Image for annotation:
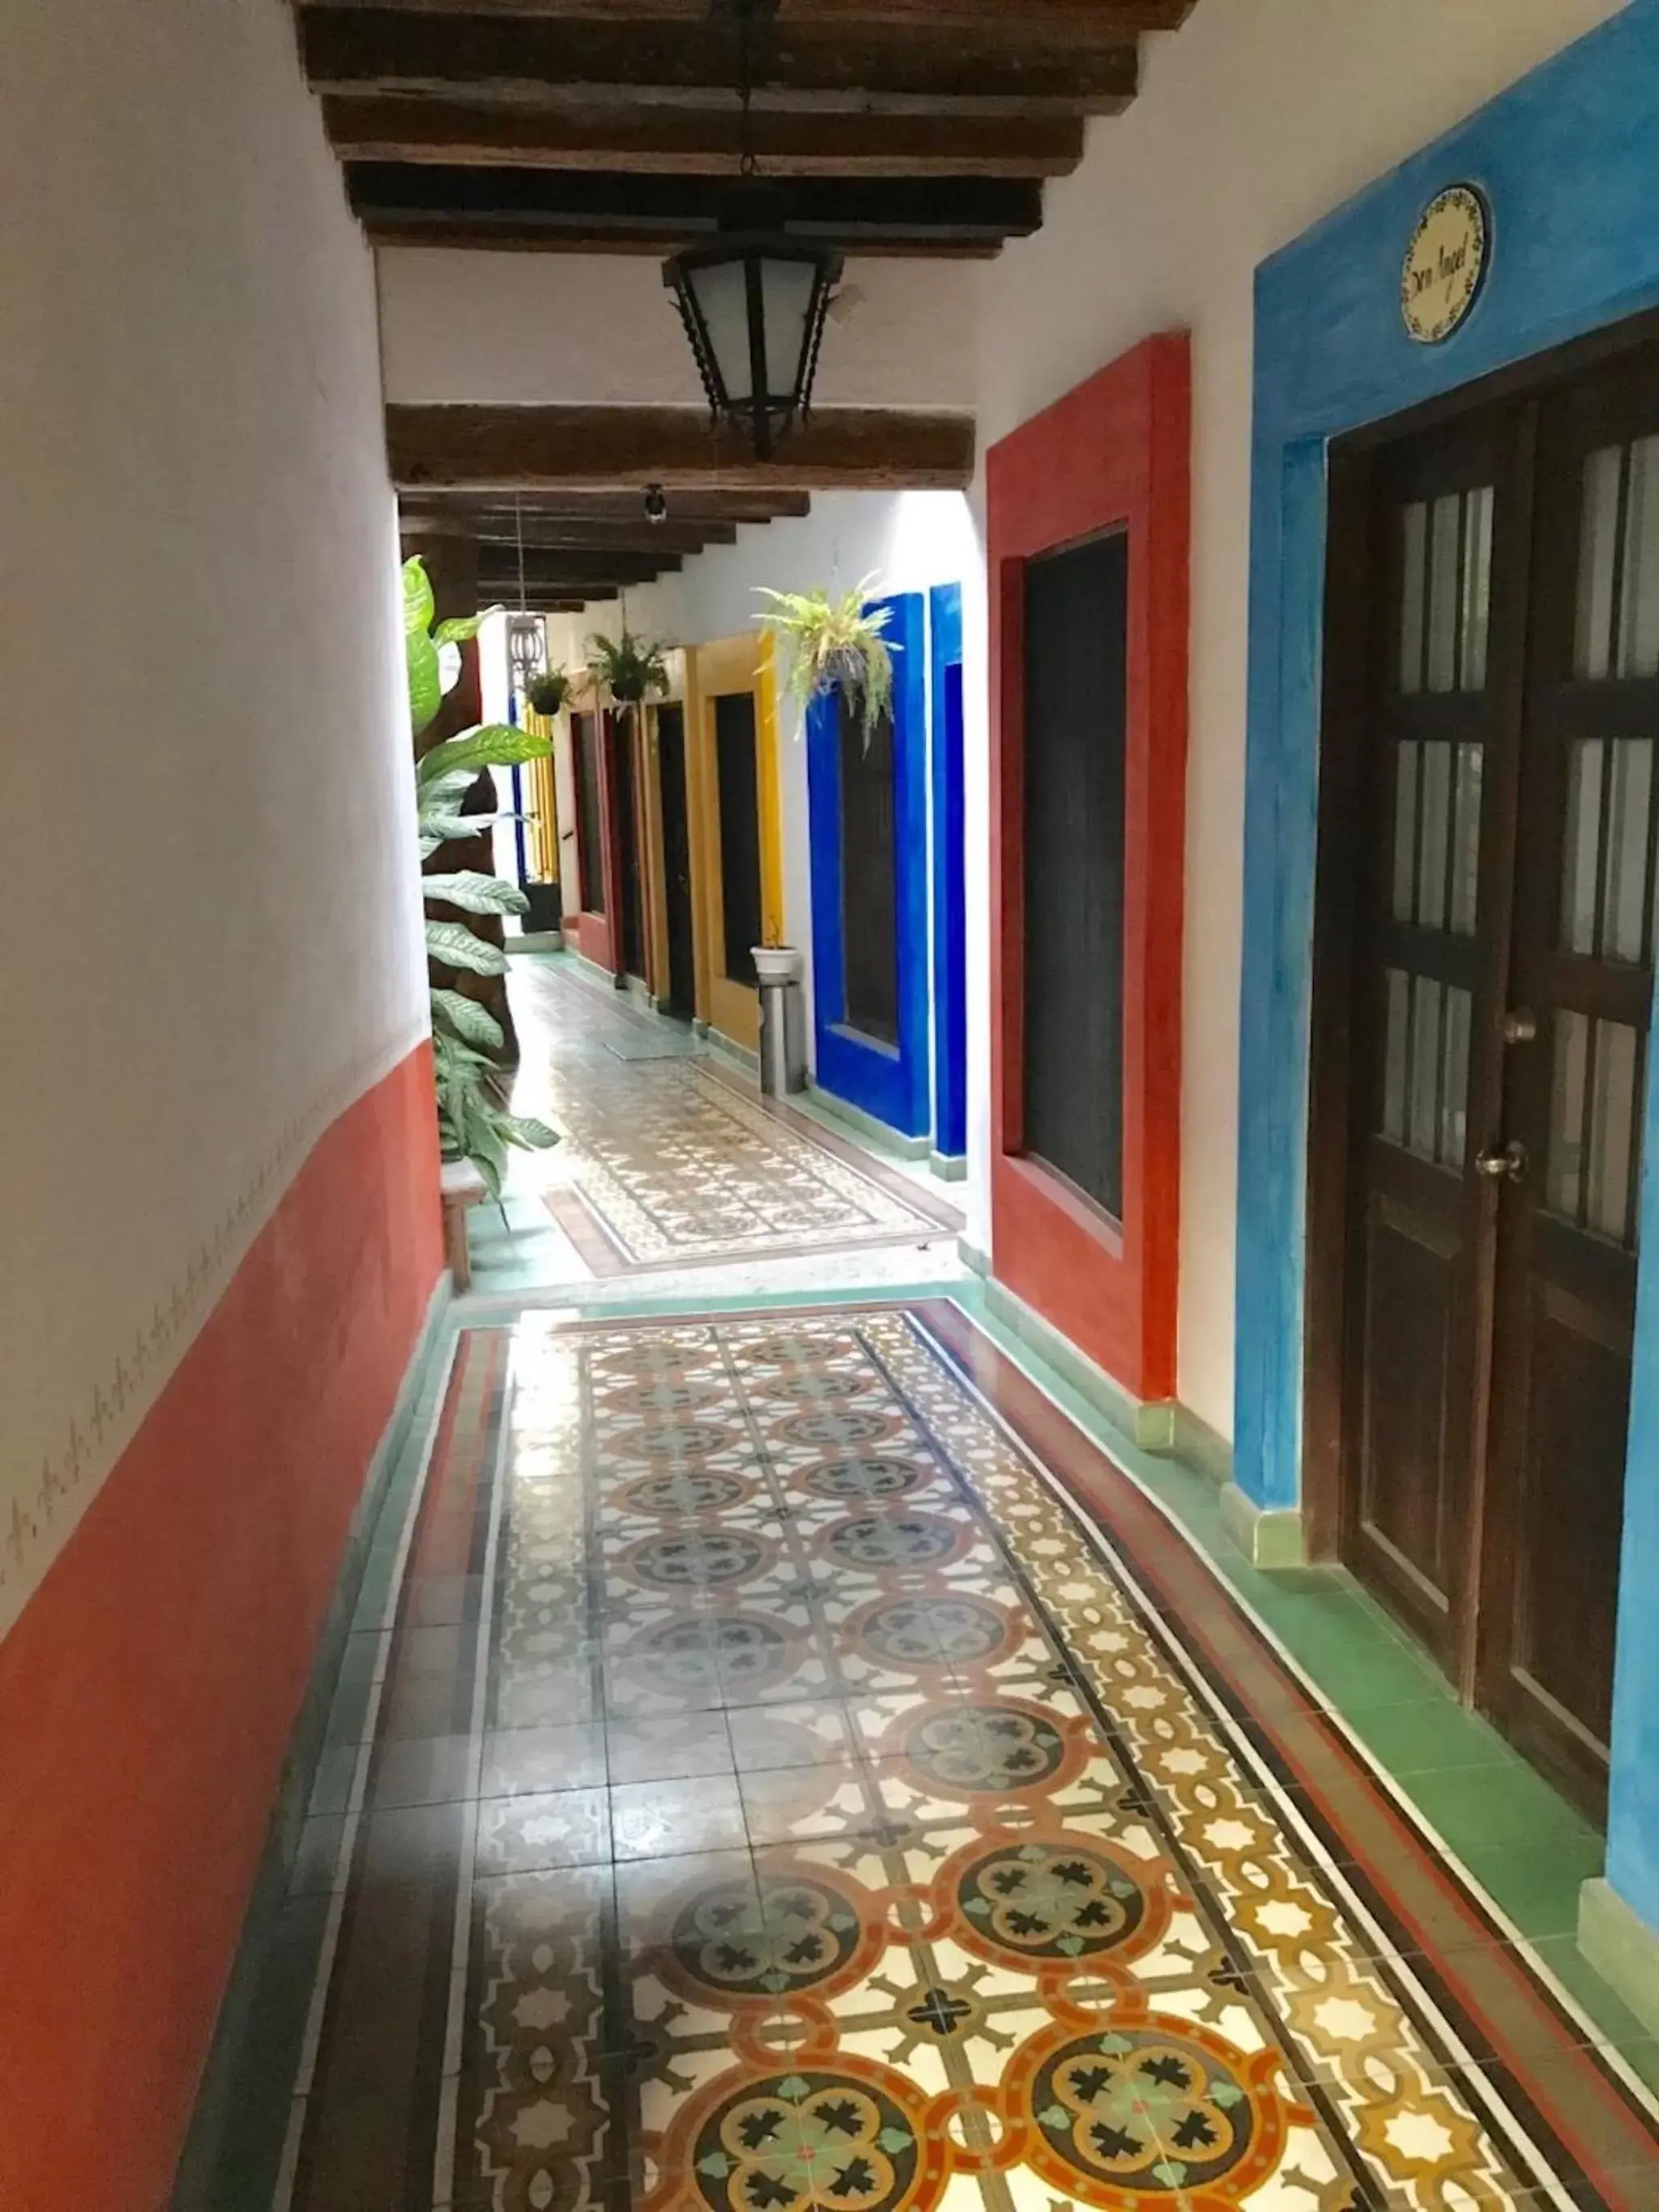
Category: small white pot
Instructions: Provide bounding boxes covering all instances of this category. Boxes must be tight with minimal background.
[751,944,804,985]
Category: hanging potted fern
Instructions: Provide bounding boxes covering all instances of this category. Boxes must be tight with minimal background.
[586,628,671,709]
[757,576,895,746]
[524,667,572,718]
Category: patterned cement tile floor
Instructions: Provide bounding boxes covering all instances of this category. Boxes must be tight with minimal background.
[484,960,962,1296]
[202,1304,1659,2212]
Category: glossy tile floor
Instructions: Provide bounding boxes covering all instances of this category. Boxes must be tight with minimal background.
[219,1308,1658,2212]
[475,958,965,1303]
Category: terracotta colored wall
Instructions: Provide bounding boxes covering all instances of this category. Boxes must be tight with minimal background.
[0,1047,443,2212]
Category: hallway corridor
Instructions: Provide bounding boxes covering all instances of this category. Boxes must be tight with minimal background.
[191,1300,1659,2212]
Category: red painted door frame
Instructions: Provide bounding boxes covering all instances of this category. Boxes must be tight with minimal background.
[574,708,624,975]
[987,330,1190,1404]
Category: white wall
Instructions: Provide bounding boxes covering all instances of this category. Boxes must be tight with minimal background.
[557,492,979,1080]
[971,0,1630,1443]
[377,249,977,411]
[0,0,427,1635]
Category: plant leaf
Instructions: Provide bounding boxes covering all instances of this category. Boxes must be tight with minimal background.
[434,609,501,646]
[430,990,505,1051]
[418,722,554,787]
[496,1113,559,1151]
[403,557,435,638]
[424,870,530,916]
[424,919,507,975]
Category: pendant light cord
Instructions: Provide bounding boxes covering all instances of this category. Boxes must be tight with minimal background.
[737,0,757,177]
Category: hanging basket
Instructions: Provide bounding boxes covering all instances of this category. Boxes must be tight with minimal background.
[757,578,895,744]
[525,668,571,717]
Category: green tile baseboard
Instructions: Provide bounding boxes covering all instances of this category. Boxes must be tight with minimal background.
[170,1270,454,2211]
[929,1150,968,1183]
[1580,1876,1659,2038]
[804,1080,932,1161]
[1220,1477,1307,1569]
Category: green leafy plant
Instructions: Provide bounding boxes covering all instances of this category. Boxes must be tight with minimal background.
[525,667,572,717]
[757,575,895,744]
[586,628,671,707]
[406,556,558,1199]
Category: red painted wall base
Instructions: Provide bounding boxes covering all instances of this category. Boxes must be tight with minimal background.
[0,1043,444,2212]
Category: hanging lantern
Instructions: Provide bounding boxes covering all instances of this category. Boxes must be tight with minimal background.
[506,612,545,698]
[664,184,842,460]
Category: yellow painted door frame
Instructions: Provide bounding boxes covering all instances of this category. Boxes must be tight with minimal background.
[689,630,783,1054]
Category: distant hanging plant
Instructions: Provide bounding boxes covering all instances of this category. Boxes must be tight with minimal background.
[524,667,572,717]
[757,575,895,745]
[586,629,671,707]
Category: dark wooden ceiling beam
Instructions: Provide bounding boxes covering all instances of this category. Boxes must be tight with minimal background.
[478,550,680,586]
[309,0,1189,29]
[301,11,1140,114]
[399,488,810,523]
[473,517,737,553]
[388,403,975,491]
[323,97,1085,177]
[348,164,1042,248]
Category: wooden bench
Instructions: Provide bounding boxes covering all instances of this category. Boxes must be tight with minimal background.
[440,1159,489,1291]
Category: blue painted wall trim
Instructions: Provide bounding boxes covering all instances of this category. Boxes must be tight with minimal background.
[806,590,931,1138]
[1234,0,1659,1924]
[930,583,967,1161]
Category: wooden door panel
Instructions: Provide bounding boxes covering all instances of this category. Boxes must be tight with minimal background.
[1505,1284,1629,1767]
[1354,1185,1461,1654]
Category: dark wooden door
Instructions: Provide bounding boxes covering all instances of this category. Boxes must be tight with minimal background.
[656,702,696,1018]
[1480,356,1659,1806]
[1334,345,1656,1815]
[609,709,646,981]
[714,690,762,989]
[838,693,900,1046]
[574,712,605,918]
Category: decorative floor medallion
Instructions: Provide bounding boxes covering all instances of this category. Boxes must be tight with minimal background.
[270,1307,1659,2212]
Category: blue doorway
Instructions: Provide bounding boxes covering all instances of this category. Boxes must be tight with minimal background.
[806,590,928,1138]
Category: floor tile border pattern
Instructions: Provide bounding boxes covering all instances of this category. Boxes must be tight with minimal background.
[275,1327,511,2212]
[543,1060,956,1272]
[898,1303,1659,2198]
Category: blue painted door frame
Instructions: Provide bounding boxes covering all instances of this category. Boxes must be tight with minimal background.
[807,590,930,1138]
[1232,2,1659,1924]
[930,584,967,1164]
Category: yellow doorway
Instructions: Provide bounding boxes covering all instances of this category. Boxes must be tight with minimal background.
[689,631,783,1053]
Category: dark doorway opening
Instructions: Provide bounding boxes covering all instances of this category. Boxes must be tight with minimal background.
[714,690,762,987]
[610,710,646,981]
[574,711,605,916]
[1021,528,1129,1219]
[838,693,900,1046]
[656,702,696,1018]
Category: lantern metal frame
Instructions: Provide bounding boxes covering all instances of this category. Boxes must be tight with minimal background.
[664,200,842,459]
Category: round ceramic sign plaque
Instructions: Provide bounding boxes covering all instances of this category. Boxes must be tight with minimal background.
[1401,185,1489,344]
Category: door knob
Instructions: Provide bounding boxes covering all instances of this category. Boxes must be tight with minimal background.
[1473,1140,1528,1183]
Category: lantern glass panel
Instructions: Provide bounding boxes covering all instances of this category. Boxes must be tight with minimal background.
[761,258,817,397]
[686,258,753,404]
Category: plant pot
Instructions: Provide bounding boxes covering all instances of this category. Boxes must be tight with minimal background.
[752,944,804,984]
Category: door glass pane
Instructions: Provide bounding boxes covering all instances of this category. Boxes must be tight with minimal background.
[1417,744,1452,931]
[1426,494,1463,693]
[1589,1019,1641,1245]
[1409,976,1443,1158]
[1560,739,1606,955]
[1547,1009,1590,1222]
[1461,484,1494,692]
[1381,968,1410,1145]
[1623,436,1659,679]
[1439,985,1472,1168]
[1392,741,1420,923]
[1577,445,1623,680]
[1602,738,1654,964]
[1577,437,1659,680]
[1448,741,1482,936]
[1400,502,1427,695]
